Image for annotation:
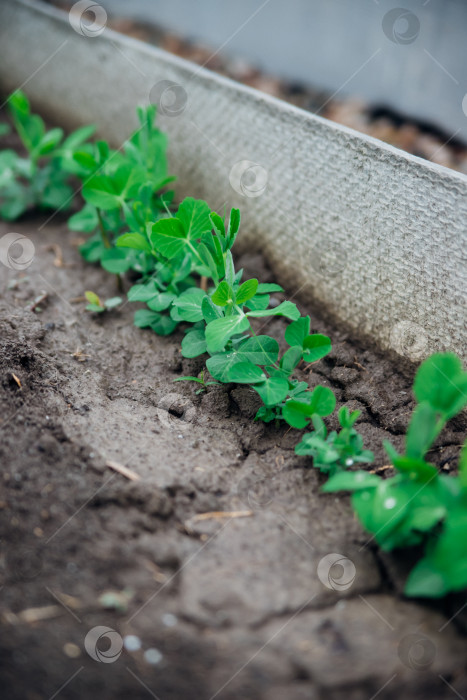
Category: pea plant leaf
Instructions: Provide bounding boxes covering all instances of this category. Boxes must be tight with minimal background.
[246,301,300,321]
[205,315,251,353]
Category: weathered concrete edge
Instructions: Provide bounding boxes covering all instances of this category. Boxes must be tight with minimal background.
[1,0,466,363]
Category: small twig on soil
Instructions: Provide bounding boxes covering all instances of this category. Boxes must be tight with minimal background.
[70,347,90,362]
[11,373,22,389]
[353,357,367,371]
[106,459,140,481]
[69,296,87,304]
[2,605,63,625]
[44,243,74,268]
[369,465,393,474]
[26,291,48,313]
[191,511,253,522]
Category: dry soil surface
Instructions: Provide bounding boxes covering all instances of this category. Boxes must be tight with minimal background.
[0,216,466,700]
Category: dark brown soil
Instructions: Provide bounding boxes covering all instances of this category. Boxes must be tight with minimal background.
[1,211,466,700]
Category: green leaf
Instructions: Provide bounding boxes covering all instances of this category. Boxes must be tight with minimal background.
[210,211,225,239]
[173,376,205,385]
[228,362,265,384]
[84,291,102,307]
[100,248,133,274]
[205,315,250,353]
[283,386,336,428]
[236,279,258,305]
[245,294,270,311]
[236,335,279,366]
[323,471,381,493]
[302,334,332,363]
[392,456,438,483]
[406,402,441,460]
[68,204,98,233]
[79,234,106,263]
[246,301,300,321]
[227,208,241,247]
[197,242,219,281]
[211,281,233,306]
[460,441,467,490]
[62,124,95,150]
[414,352,467,420]
[256,283,283,294]
[285,316,310,347]
[177,197,212,239]
[181,329,207,358]
[134,309,177,335]
[104,296,122,309]
[206,350,243,382]
[116,232,152,254]
[404,509,467,597]
[149,217,185,258]
[37,127,63,155]
[201,296,222,323]
[253,376,290,407]
[82,175,122,210]
[280,346,302,374]
[171,288,207,322]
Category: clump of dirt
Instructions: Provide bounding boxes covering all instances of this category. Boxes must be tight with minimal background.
[0,215,466,700]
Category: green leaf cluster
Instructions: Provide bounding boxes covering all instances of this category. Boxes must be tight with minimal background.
[324,353,467,597]
[2,93,466,601]
[0,90,94,219]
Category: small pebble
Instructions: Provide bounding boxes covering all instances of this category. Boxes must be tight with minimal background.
[123,635,141,652]
[162,613,177,628]
[63,643,81,658]
[144,648,163,665]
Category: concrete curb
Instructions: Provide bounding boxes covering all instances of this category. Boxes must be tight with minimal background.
[1,0,466,362]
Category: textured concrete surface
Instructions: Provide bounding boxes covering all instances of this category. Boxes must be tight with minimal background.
[1,0,466,362]
[99,0,467,141]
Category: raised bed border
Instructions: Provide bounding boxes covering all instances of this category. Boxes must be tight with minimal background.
[1,0,466,362]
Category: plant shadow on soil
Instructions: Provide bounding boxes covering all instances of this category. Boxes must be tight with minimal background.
[0,211,466,700]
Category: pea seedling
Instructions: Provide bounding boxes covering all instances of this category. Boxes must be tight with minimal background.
[0,90,94,219]
[2,93,466,600]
